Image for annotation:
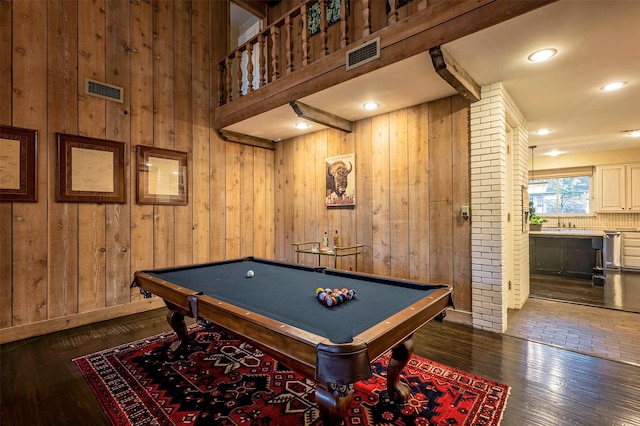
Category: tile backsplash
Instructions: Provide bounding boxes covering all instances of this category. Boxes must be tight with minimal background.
[539,213,640,230]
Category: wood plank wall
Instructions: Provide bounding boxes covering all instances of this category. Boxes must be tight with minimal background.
[0,0,274,340]
[1,0,471,341]
[274,96,472,311]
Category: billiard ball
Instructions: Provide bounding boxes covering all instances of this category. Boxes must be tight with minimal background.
[246,270,254,278]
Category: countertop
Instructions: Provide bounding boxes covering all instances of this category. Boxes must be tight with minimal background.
[530,228,606,237]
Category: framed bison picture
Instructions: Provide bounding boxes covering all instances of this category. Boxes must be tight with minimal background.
[325,153,355,207]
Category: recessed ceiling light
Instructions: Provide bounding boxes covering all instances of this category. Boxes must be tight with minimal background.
[527,48,557,63]
[294,122,310,129]
[547,150,563,157]
[363,102,379,110]
[536,129,551,136]
[601,81,627,92]
[621,129,640,138]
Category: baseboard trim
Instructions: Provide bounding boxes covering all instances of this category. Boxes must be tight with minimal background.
[0,298,165,344]
[443,308,472,326]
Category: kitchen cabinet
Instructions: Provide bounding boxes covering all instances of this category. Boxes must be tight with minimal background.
[530,234,602,280]
[596,163,640,212]
[622,232,640,270]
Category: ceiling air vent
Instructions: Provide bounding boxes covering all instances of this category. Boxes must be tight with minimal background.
[346,37,380,71]
[85,78,124,103]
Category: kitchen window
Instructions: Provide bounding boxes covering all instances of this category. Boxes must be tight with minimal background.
[529,166,594,215]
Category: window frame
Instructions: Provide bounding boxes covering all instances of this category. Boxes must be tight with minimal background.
[528,166,595,216]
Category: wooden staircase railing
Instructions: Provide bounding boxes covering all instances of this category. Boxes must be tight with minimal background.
[217,0,426,108]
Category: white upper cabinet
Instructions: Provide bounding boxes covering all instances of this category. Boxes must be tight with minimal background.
[629,164,640,211]
[596,164,640,212]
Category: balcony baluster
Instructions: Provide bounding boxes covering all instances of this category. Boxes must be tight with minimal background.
[340,0,349,48]
[301,3,310,66]
[246,43,254,92]
[270,25,280,82]
[285,15,294,75]
[258,34,266,87]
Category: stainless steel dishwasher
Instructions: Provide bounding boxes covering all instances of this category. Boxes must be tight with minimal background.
[604,231,621,270]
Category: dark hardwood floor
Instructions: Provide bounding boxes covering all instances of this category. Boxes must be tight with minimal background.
[530,270,640,313]
[2,308,640,425]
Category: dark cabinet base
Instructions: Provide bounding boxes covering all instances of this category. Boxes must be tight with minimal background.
[530,235,601,280]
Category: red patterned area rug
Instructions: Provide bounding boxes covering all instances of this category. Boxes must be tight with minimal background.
[74,326,509,425]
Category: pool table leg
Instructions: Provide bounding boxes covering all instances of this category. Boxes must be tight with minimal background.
[166,309,190,352]
[387,336,414,403]
[315,383,353,425]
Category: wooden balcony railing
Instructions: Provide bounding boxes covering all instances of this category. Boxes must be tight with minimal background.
[215,0,555,134]
[217,0,426,108]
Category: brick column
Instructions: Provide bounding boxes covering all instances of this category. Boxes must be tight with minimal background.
[470,83,528,332]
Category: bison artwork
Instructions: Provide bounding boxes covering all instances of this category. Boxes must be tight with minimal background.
[325,154,355,206]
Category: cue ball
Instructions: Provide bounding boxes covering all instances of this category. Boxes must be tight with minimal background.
[246,270,254,278]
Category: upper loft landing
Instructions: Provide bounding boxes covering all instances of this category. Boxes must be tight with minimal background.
[216,0,554,146]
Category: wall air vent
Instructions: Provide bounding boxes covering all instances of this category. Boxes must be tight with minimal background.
[85,78,124,103]
[346,37,380,71]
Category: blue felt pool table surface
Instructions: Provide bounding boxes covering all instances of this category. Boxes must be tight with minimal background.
[141,258,450,344]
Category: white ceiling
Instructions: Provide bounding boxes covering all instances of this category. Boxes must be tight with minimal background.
[227,0,640,157]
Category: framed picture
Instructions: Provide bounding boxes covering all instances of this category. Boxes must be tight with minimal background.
[326,153,355,207]
[308,0,345,36]
[56,133,127,203]
[0,126,38,202]
[136,146,188,205]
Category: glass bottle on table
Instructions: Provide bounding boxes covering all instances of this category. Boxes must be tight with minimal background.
[322,231,329,251]
[333,230,340,249]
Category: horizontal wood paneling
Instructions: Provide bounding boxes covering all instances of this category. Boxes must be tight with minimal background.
[0,0,274,342]
[274,97,472,308]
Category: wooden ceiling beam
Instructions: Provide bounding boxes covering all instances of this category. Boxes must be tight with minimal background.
[219,130,276,150]
[429,46,481,103]
[289,101,353,133]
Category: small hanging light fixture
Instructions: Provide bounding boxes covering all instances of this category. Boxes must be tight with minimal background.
[528,145,548,194]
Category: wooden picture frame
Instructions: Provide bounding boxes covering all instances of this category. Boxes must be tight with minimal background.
[136,146,188,205]
[56,133,126,203]
[0,125,38,202]
[326,153,356,207]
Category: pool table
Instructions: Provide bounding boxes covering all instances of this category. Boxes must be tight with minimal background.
[132,257,453,425]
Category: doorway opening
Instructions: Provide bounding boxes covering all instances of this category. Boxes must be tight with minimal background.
[231,2,263,95]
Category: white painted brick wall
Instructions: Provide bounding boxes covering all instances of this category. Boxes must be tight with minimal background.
[470,83,529,333]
